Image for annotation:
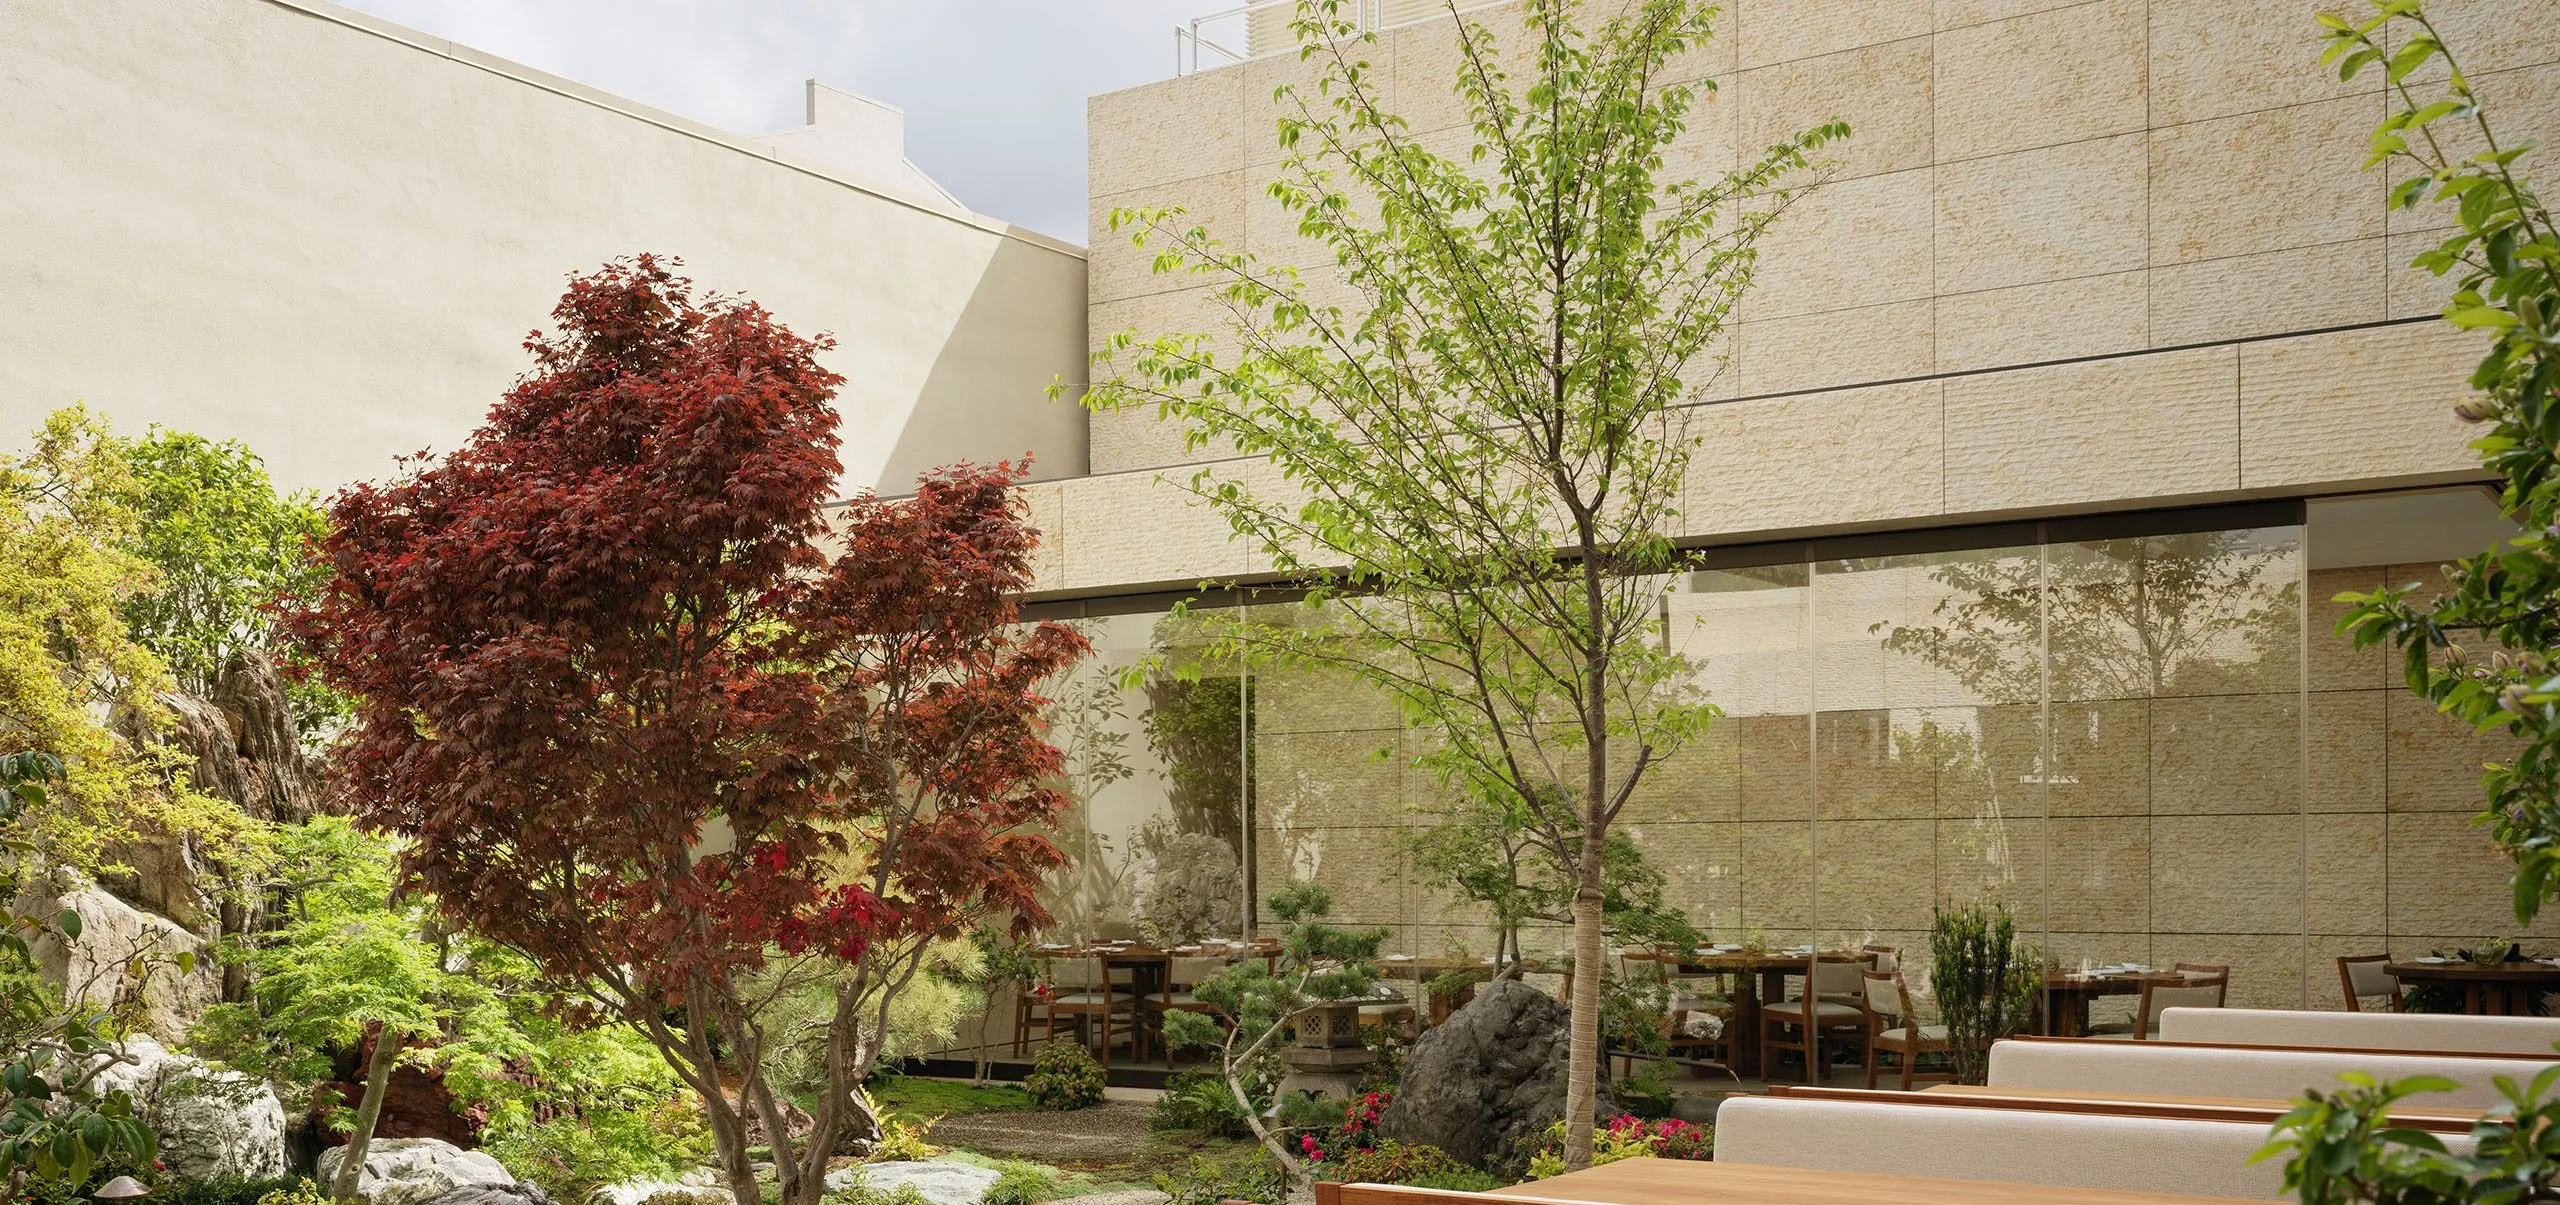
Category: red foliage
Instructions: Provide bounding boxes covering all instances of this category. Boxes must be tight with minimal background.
[290,254,1084,1082]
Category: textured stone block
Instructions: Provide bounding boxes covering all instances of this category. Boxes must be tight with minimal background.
[1936,132,2148,294]
[2147,0,2376,127]
[2237,322,2487,490]
[2385,687,2519,813]
[1089,70,1247,197]
[2384,811,2560,940]
[1737,37,1932,181]
[1934,0,2145,161]
[2150,96,2382,264]
[1020,480,1067,593]
[1746,167,1934,319]
[1732,0,1929,69]
[2385,228,2463,319]
[1257,657,1401,735]
[1734,299,1934,395]
[2046,815,2150,932]
[1813,817,1936,933]
[2149,238,2386,347]
[2309,689,2387,813]
[1622,735,1743,825]
[2151,813,2306,934]
[1057,469,1249,591]
[1739,819,1815,929]
[2149,692,2302,815]
[1736,711,1815,823]
[1258,823,1405,924]
[1630,819,1742,924]
[2403,2,2560,77]
[2150,933,2307,1010]
[1815,709,1938,820]
[1944,346,2240,514]
[1381,3,1542,135]
[2309,812,2386,934]
[1935,270,2149,374]
[1089,172,1248,305]
[2309,567,2392,691]
[1088,405,1204,478]
[1938,814,2047,928]
[1260,730,1406,831]
[1933,0,2086,29]
[1684,381,1945,536]
[1663,75,1740,188]
[2048,698,2151,817]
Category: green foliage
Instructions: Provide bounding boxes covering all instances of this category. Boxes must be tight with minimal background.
[2316,3,2560,923]
[866,1114,941,1163]
[820,1178,929,1205]
[151,1176,314,1205]
[1142,673,1250,851]
[2254,1066,2560,1203]
[0,408,234,876]
[1073,0,1837,1166]
[870,1076,1032,1121]
[1150,1072,1253,1139]
[982,1162,1059,1205]
[1929,902,2040,1085]
[1403,1169,1503,1192]
[1403,797,1695,967]
[481,1096,712,1205]
[106,426,338,733]
[1322,1141,1465,1186]
[1152,1146,1286,1205]
[1022,1044,1105,1112]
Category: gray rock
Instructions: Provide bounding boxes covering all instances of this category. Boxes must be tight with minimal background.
[319,1137,516,1205]
[87,1035,287,1180]
[823,1160,1003,1205]
[584,1170,723,1205]
[16,875,219,1041]
[425,1186,554,1205]
[1375,977,1610,1167]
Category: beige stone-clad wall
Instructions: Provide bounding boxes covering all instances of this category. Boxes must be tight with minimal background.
[1048,0,2559,597]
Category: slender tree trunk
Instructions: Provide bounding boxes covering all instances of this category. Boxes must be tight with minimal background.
[330,1024,402,1205]
[1562,879,1605,1170]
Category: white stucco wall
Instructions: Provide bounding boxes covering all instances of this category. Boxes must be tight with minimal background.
[0,0,1088,498]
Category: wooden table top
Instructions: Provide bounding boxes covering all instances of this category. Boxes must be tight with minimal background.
[1464,1156,2243,1204]
[1626,949,1867,969]
[2387,959,2560,980]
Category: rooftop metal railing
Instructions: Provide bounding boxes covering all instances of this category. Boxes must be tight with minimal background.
[1175,0,1515,75]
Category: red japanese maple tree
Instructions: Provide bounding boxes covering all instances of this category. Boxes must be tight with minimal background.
[290,256,1085,1205]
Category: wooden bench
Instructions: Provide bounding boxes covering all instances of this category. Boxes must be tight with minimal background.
[2156,1006,2560,1055]
[1763,1082,2479,1134]
[1315,1158,2250,1204]
[1989,1036,2560,1110]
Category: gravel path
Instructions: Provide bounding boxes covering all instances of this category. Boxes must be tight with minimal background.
[932,1100,1158,1164]
[1062,1191,1170,1205]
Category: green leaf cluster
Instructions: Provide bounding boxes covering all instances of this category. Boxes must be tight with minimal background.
[2254,1064,2560,1204]
[2317,3,2560,923]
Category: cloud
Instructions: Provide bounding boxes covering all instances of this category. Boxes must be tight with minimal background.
[336,0,1210,242]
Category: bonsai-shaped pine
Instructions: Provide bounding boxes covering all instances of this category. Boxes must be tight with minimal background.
[1161,882,1387,1180]
[1927,901,2039,1086]
[290,256,1087,1205]
[1073,0,1840,1167]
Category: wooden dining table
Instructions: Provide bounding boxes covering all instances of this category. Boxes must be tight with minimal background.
[1625,948,1872,1078]
[1029,940,1279,1064]
[2040,969,2180,1036]
[2386,958,2560,1015]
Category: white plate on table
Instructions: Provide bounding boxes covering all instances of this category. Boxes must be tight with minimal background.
[2414,955,2454,963]
[1385,954,1415,961]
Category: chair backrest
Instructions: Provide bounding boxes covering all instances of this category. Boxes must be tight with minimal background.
[2137,974,2226,1038]
[2157,1007,2560,1055]
[1986,1038,2560,1110]
[1713,1094,2333,1197]
[2338,955,2400,1011]
[1809,955,1864,997]
[1858,968,1905,1025]
[2173,962,2229,979]
[1863,944,1899,974]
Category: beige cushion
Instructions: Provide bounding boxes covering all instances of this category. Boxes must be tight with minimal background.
[1050,991,1133,1011]
[1987,1039,2560,1110]
[2344,960,2401,998]
[1764,999,1862,1024]
[1877,1024,1949,1045]
[2158,1007,2560,1056]
[1713,1095,2399,1198]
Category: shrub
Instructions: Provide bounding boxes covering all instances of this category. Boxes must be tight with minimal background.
[1404,1169,1501,1192]
[1294,1090,1393,1165]
[1023,1044,1105,1111]
[822,1179,930,1205]
[1150,1071,1251,1138]
[866,1113,942,1162]
[1521,1115,1710,1180]
[1154,1146,1286,1205]
[481,1093,712,1203]
[981,1162,1059,1205]
[1325,1141,1464,1185]
[252,1183,329,1205]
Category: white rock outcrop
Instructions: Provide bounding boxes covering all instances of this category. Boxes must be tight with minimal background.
[319,1137,518,1205]
[88,1036,288,1180]
[16,875,219,1041]
[823,1162,1005,1205]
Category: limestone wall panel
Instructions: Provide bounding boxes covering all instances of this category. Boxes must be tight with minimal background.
[1933,0,2147,162]
[1934,132,2149,294]
[1735,37,1933,181]
[1944,346,2240,513]
[2237,322,2484,491]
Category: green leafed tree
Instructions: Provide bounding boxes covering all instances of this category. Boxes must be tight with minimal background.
[1070,0,1838,1167]
[2322,2,2560,923]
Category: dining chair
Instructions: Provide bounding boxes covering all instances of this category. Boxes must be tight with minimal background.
[1760,955,1868,1083]
[1862,944,1901,974]
[2337,955,2404,1012]
[1859,967,1954,1090]
[1046,955,1138,1066]
[2121,972,2228,1040]
[1011,967,1054,1057]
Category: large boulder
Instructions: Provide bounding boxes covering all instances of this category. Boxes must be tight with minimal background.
[824,1161,1003,1205]
[585,1170,723,1205]
[319,1137,517,1205]
[13,874,220,1040]
[88,1035,288,1180]
[418,1186,553,1205]
[1376,977,1609,1167]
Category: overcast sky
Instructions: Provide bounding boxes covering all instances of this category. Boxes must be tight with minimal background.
[336,0,1218,243]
